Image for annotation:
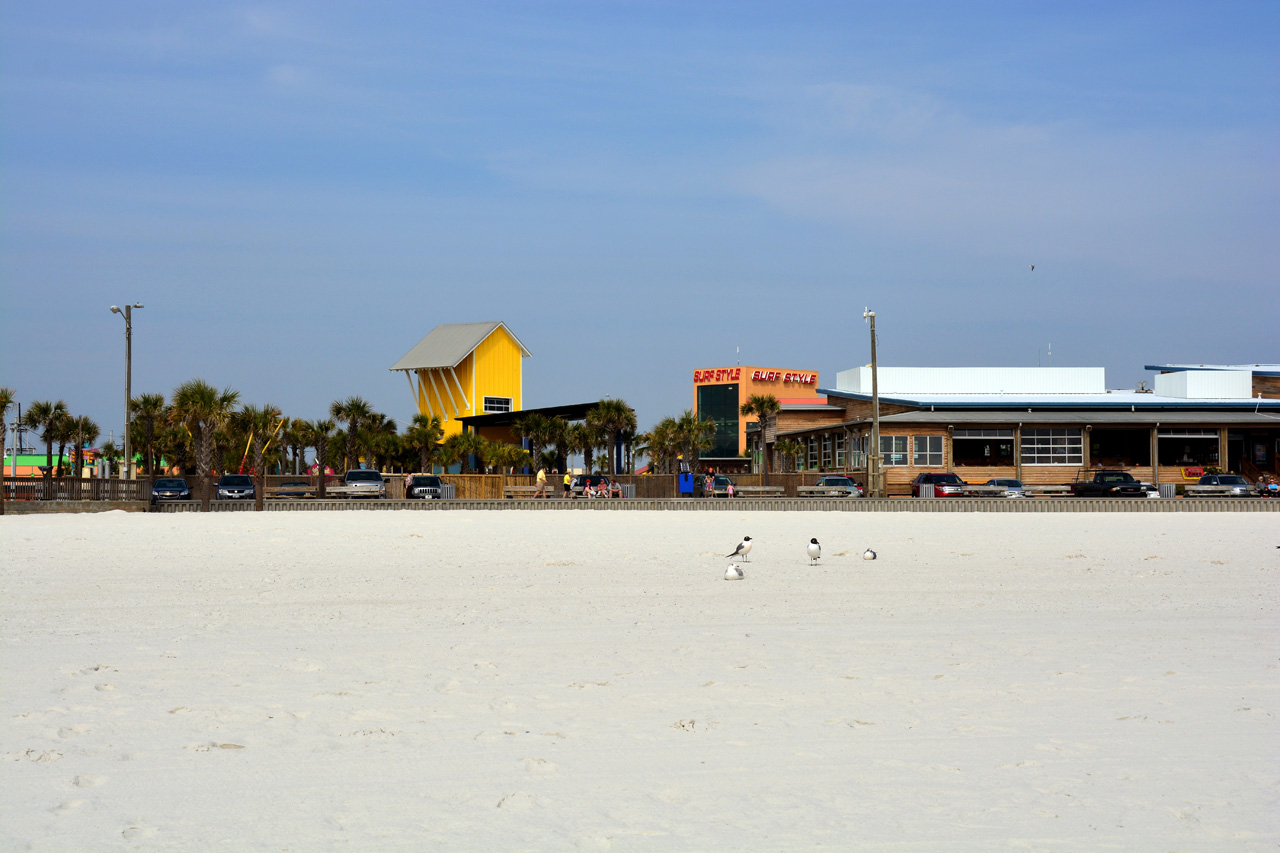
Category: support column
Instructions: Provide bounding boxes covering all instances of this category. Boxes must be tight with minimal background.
[1082,425,1092,470]
[945,426,954,473]
[1151,427,1160,484]
[1014,424,1023,481]
[1219,428,1228,471]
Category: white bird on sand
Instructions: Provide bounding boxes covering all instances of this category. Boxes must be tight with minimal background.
[726,536,753,562]
[724,564,745,581]
[807,538,821,564]
[863,548,877,561]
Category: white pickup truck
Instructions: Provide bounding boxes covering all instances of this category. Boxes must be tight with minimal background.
[328,469,386,499]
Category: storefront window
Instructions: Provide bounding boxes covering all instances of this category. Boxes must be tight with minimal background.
[1021,429,1083,465]
[913,435,943,466]
[821,435,832,468]
[835,434,845,468]
[696,384,740,458]
[880,435,908,466]
[808,437,819,470]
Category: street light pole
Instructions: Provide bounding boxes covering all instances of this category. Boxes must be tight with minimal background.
[110,303,144,480]
[863,308,881,498]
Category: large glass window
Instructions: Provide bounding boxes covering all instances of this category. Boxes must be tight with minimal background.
[847,435,865,468]
[952,428,1015,466]
[821,434,833,468]
[696,384,740,457]
[881,435,908,466]
[483,396,512,413]
[835,434,846,468]
[913,435,943,466]
[807,437,819,470]
[1021,428,1083,465]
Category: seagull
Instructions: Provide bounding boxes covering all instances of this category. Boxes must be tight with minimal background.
[863,548,877,561]
[724,564,745,581]
[726,536,753,562]
[1030,264,1035,271]
[807,538,821,565]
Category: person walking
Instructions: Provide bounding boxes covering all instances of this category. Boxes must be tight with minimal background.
[534,467,547,498]
[563,470,572,498]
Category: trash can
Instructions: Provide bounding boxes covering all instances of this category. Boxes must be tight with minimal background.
[918,483,935,498]
[1158,483,1177,499]
[677,473,694,496]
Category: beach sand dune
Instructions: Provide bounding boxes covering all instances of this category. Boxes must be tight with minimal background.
[2,511,1277,850]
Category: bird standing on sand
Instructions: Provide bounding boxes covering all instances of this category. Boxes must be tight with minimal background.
[807,538,821,565]
[726,536,753,562]
[863,548,877,561]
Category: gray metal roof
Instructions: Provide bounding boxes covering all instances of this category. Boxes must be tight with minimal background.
[389,322,531,372]
[818,386,1280,410]
[1146,363,1280,377]
[777,409,1280,436]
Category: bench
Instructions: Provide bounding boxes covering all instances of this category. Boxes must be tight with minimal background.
[797,485,857,497]
[958,485,1011,497]
[503,486,546,499]
[1025,485,1072,496]
[1184,485,1250,497]
[735,486,785,497]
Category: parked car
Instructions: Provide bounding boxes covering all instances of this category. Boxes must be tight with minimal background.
[405,474,444,499]
[911,472,966,497]
[811,475,863,497]
[709,474,737,497]
[572,474,612,495]
[1195,473,1256,496]
[150,477,191,505]
[983,477,1026,498]
[216,473,255,500]
[330,469,386,499]
[1071,470,1151,497]
[274,481,313,499]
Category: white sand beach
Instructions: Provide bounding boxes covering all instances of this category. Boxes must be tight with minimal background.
[2,510,1277,851]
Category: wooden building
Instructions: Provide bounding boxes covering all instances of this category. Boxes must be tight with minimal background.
[763,366,1280,495]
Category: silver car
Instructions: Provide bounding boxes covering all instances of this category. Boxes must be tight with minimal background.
[1196,473,1256,496]
[984,477,1026,497]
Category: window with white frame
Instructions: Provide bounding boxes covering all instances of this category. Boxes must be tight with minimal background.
[913,435,944,466]
[808,437,819,470]
[880,435,908,466]
[821,434,832,468]
[835,433,846,468]
[483,396,513,413]
[1020,428,1083,465]
[847,435,864,468]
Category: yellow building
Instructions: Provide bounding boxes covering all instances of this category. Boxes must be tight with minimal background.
[390,321,531,438]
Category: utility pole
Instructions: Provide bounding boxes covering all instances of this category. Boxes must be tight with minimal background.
[863,308,882,498]
[110,303,144,480]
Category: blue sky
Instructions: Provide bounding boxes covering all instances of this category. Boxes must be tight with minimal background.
[3,1,1276,441]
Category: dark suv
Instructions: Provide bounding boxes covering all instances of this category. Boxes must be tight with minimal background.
[405,474,444,499]
[911,472,966,497]
[216,473,255,500]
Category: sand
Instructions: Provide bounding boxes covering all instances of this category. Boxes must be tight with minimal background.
[2,510,1277,851]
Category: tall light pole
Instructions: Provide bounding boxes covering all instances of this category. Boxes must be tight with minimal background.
[110,303,143,480]
[863,308,881,498]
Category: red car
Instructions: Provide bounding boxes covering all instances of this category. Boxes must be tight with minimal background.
[911,472,966,497]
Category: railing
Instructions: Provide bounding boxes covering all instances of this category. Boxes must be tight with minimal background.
[3,476,152,502]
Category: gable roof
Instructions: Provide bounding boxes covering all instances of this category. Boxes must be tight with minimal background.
[389,322,531,372]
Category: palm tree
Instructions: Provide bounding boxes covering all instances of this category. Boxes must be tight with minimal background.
[550,417,572,473]
[567,421,597,474]
[99,441,123,477]
[52,410,77,476]
[636,416,679,474]
[237,403,283,477]
[304,419,336,498]
[740,394,782,482]
[775,438,803,473]
[169,379,240,505]
[513,412,556,474]
[675,409,715,473]
[72,416,100,477]
[329,396,374,472]
[442,431,487,474]
[21,399,68,482]
[405,414,444,473]
[359,412,397,471]
[130,393,167,475]
[0,387,14,515]
[587,398,637,477]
